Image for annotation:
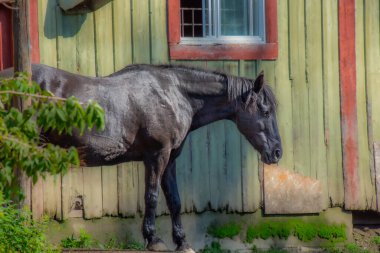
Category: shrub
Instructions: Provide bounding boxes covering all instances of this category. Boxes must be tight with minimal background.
[0,194,57,253]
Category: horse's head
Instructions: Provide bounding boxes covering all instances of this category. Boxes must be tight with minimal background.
[234,72,282,164]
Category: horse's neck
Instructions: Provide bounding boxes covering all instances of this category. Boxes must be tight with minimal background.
[185,81,235,131]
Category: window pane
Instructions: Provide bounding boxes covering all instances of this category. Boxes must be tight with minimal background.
[203,0,214,36]
[181,0,203,37]
[220,0,250,36]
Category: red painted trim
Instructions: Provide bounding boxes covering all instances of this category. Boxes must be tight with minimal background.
[168,0,181,45]
[339,0,359,209]
[168,0,278,60]
[0,6,13,69]
[0,23,3,70]
[265,0,277,44]
[30,0,40,64]
[170,43,278,60]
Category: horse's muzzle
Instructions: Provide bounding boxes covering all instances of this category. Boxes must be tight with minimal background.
[262,145,282,164]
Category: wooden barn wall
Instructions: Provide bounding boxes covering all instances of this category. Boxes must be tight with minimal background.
[34,0,377,219]
[355,0,380,211]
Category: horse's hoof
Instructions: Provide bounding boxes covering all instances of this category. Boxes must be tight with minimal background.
[176,242,195,253]
[147,237,169,252]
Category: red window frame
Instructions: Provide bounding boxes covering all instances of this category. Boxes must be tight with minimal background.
[168,0,278,60]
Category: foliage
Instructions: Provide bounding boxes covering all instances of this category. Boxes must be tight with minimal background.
[98,237,125,250]
[207,222,241,239]
[0,73,105,199]
[60,229,93,249]
[0,194,57,253]
[246,220,346,243]
[200,241,230,253]
[372,236,380,245]
[60,231,145,250]
[293,222,318,242]
[124,240,145,250]
[343,243,370,253]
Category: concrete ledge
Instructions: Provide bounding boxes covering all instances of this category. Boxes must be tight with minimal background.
[48,208,352,252]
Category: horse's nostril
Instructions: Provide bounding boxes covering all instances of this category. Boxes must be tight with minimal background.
[274,149,281,159]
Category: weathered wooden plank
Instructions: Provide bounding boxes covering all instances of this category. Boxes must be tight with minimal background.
[354,0,370,209]
[190,126,210,211]
[62,168,84,219]
[240,60,260,212]
[362,0,380,210]
[38,0,57,67]
[339,0,360,209]
[305,0,328,208]
[223,61,242,212]
[118,162,139,217]
[76,12,96,76]
[176,136,193,213]
[101,166,118,216]
[32,179,44,220]
[113,0,133,69]
[56,6,77,72]
[288,0,310,176]
[322,0,344,207]
[83,167,103,219]
[43,175,61,219]
[273,0,294,172]
[205,61,226,210]
[94,2,114,76]
[150,0,168,64]
[132,0,150,64]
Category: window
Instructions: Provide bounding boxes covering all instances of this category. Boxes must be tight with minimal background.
[180,0,265,43]
[168,0,278,60]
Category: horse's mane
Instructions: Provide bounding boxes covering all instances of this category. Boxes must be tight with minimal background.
[111,64,277,110]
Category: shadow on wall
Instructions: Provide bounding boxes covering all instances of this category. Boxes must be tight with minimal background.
[44,0,87,39]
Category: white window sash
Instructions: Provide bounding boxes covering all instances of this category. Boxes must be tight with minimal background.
[184,0,265,43]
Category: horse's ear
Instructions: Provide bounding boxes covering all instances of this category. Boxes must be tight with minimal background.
[253,71,264,93]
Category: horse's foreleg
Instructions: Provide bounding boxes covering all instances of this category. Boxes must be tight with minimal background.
[142,151,170,251]
[161,161,193,252]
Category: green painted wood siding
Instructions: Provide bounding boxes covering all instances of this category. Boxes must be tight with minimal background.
[36,0,378,218]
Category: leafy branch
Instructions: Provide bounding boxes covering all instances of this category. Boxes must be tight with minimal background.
[0,73,105,199]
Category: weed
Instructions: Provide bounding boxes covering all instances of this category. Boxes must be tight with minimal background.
[207,222,241,239]
[60,229,93,248]
[372,236,380,245]
[201,241,231,253]
[125,240,145,250]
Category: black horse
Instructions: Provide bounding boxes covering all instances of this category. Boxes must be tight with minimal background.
[1,64,282,252]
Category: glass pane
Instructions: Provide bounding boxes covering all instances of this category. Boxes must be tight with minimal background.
[220,0,250,36]
[203,0,214,37]
[252,0,262,37]
[181,0,203,37]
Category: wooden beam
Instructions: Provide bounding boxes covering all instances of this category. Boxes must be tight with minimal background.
[12,0,32,209]
[339,0,359,209]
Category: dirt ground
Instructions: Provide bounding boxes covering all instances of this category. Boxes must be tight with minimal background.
[352,225,380,252]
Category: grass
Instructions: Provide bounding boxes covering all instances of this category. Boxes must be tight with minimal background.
[246,219,346,243]
[60,229,145,250]
[207,222,242,239]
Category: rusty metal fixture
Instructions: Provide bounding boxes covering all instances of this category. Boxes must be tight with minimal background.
[58,0,113,14]
[0,0,17,10]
